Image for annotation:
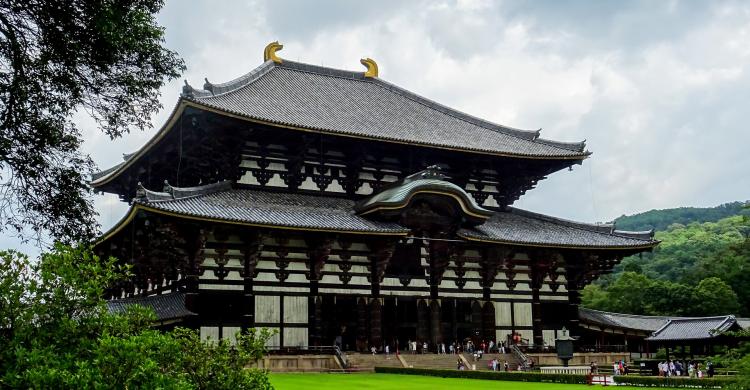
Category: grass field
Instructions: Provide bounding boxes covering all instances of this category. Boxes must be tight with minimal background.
[270,373,650,390]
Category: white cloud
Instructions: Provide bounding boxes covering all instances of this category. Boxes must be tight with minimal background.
[3,0,750,254]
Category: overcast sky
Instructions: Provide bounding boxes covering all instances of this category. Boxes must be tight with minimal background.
[4,0,750,254]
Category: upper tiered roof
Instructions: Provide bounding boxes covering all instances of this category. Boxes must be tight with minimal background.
[92,42,588,188]
[184,58,588,158]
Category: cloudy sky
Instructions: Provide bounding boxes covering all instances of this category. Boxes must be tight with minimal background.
[4,0,750,254]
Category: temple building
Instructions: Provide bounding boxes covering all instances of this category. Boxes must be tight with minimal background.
[94,42,659,352]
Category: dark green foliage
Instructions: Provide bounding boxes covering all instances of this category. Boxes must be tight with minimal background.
[584,211,750,316]
[614,201,749,232]
[612,375,736,388]
[711,330,750,390]
[0,246,274,389]
[373,366,591,384]
[0,0,185,243]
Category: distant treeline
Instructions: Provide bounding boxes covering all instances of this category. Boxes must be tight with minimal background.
[613,201,749,232]
[583,201,750,317]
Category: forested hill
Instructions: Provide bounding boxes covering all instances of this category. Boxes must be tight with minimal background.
[613,201,749,232]
[582,204,749,317]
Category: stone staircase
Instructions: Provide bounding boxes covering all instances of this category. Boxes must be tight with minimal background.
[401,353,468,370]
[346,353,405,372]
[398,353,522,371]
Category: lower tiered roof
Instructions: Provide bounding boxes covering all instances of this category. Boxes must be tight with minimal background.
[100,180,658,250]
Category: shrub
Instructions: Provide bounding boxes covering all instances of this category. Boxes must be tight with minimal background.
[374,366,590,384]
[612,375,736,388]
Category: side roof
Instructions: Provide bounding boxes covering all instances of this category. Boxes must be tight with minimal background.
[107,292,194,322]
[92,51,589,187]
[646,316,738,341]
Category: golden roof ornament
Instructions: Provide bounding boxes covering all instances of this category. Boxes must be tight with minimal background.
[360,57,378,78]
[264,41,283,63]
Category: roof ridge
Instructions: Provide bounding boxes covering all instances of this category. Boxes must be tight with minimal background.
[579,307,671,320]
[509,207,658,242]
[189,60,276,98]
[369,77,542,141]
[187,58,588,153]
[509,207,618,235]
[134,180,232,204]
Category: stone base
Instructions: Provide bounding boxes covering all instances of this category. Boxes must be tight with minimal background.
[528,352,629,366]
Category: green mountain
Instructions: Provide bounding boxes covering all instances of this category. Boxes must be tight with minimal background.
[613,201,749,232]
[583,201,750,317]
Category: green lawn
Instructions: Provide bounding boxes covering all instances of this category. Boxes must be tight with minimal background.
[270,373,649,390]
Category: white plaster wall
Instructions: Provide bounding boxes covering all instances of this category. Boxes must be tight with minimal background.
[513,302,533,327]
[223,326,242,345]
[494,302,512,326]
[255,296,280,323]
[200,326,219,342]
[283,328,308,348]
[543,329,556,347]
[283,296,308,324]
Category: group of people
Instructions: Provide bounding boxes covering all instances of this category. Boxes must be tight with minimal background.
[658,360,715,378]
[403,339,508,355]
[611,360,629,375]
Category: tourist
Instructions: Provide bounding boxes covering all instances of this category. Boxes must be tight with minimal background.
[688,362,695,378]
[590,361,598,375]
[423,341,428,354]
[457,358,464,370]
[669,360,675,376]
[385,344,390,356]
[499,341,506,354]
[504,360,509,371]
[449,343,454,354]
[675,360,683,376]
[613,361,619,375]
[489,339,495,353]
[492,358,498,371]
[697,363,703,379]
[707,361,715,378]
[371,346,376,355]
[441,343,446,354]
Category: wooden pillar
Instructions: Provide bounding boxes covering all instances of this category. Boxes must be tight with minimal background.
[357,297,368,352]
[417,299,429,344]
[240,231,263,332]
[482,301,496,342]
[430,300,442,348]
[528,255,548,347]
[368,239,396,298]
[306,236,332,346]
[182,226,206,327]
[370,298,383,349]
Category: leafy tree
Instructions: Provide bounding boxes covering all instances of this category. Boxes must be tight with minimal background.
[0,0,185,243]
[0,246,274,389]
[693,277,740,316]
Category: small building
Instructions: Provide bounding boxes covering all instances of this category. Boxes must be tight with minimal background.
[578,308,749,358]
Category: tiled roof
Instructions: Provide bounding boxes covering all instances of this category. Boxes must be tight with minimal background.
[459,208,658,249]
[185,59,588,159]
[112,182,657,249]
[579,308,671,332]
[107,292,193,321]
[646,316,738,341]
[136,184,409,234]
